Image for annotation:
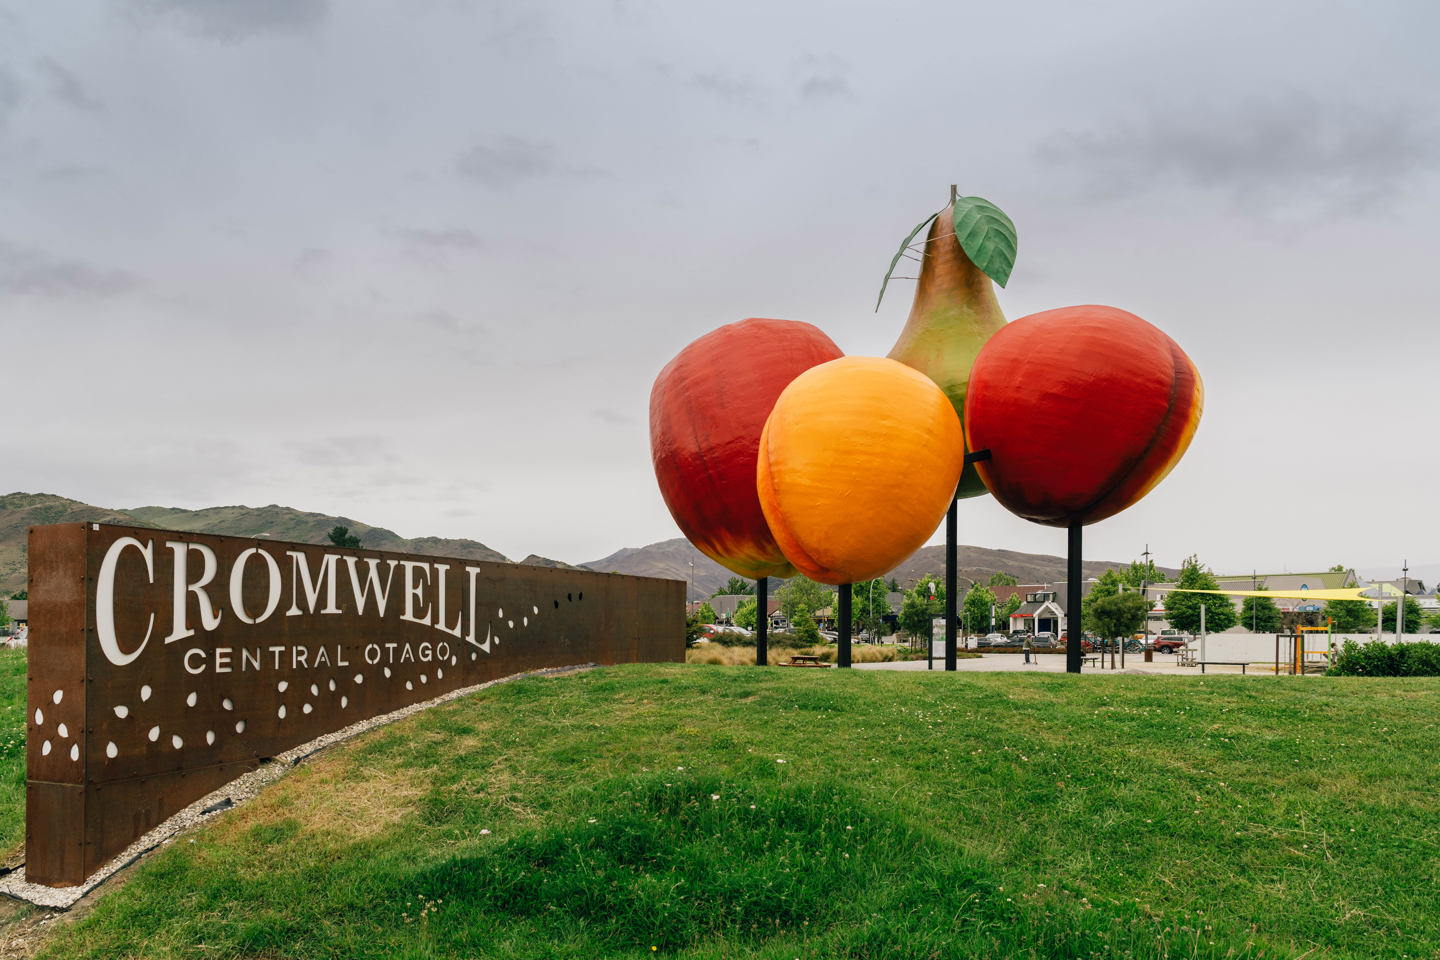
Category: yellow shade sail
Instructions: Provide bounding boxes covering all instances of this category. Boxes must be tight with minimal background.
[1167,588,1375,603]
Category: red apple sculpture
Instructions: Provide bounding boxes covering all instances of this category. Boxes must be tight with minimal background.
[649,318,844,580]
[964,305,1203,526]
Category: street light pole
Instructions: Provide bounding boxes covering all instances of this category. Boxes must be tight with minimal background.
[1397,560,1408,639]
[869,578,874,643]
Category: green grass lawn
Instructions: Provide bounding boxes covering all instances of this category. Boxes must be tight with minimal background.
[3,655,1438,958]
[0,647,25,857]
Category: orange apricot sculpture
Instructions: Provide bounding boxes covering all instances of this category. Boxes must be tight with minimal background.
[756,356,965,585]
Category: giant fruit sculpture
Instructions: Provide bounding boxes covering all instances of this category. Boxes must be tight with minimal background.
[649,317,844,580]
[648,188,1203,611]
[881,196,1015,499]
[963,304,1204,526]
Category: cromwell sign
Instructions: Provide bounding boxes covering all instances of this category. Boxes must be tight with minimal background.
[26,522,683,887]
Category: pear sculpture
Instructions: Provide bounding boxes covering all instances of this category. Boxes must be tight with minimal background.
[881,195,1015,499]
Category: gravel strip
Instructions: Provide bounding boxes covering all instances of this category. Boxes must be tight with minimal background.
[1,663,596,910]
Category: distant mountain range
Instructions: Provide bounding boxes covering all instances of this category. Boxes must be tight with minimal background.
[1,491,1170,600]
[582,537,1167,599]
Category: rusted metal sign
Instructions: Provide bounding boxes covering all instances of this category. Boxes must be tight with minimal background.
[26,522,684,887]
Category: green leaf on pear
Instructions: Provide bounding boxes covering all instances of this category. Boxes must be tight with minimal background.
[952,196,1017,288]
[875,208,941,312]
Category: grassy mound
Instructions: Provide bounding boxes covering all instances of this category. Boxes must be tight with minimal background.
[1,653,1436,958]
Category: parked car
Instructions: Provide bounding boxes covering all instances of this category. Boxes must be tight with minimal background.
[1060,632,1098,652]
[1032,631,1057,648]
[982,632,1008,647]
[1152,634,1190,653]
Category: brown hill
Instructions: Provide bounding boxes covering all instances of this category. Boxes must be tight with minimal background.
[0,492,510,597]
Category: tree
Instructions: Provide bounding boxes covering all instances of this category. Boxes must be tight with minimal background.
[1238,593,1283,633]
[1000,592,1023,623]
[1328,563,1348,574]
[776,576,830,628]
[9,590,26,600]
[962,585,997,636]
[987,571,1018,587]
[733,597,758,630]
[1324,599,1377,633]
[898,577,945,642]
[897,591,935,641]
[852,578,892,638]
[327,525,362,549]
[684,611,707,648]
[1081,569,1123,633]
[1090,592,1149,640]
[694,601,717,624]
[1382,597,1424,634]
[1164,555,1237,633]
[886,577,900,592]
[913,574,945,609]
[1122,559,1160,590]
[716,576,754,596]
[0,599,9,631]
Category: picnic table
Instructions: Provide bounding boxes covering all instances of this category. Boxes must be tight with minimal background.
[781,654,830,668]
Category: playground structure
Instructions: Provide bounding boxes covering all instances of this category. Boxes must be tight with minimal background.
[1276,624,1335,675]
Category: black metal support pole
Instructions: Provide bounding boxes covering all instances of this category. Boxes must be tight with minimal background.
[945,495,958,671]
[755,577,767,667]
[838,583,852,668]
[1067,522,1083,674]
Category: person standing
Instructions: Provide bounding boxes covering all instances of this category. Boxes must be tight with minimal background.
[1023,634,1032,664]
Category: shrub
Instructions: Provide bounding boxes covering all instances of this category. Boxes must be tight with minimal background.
[792,617,822,645]
[1327,638,1440,677]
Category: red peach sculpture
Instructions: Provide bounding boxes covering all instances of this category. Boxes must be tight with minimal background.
[964,304,1204,527]
[649,318,844,580]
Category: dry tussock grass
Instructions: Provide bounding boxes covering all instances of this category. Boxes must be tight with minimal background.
[686,643,920,665]
[687,645,756,666]
[211,755,427,844]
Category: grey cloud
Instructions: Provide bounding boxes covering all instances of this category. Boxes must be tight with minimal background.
[0,239,141,299]
[35,57,102,110]
[455,137,607,188]
[795,54,854,102]
[126,0,329,42]
[390,227,485,253]
[414,308,483,335]
[40,163,108,181]
[0,65,21,129]
[287,435,398,468]
[1040,95,1440,219]
[592,407,634,425]
[292,247,331,279]
[691,70,767,108]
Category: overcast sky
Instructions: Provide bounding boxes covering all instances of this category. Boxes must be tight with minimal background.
[5,1,1437,583]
